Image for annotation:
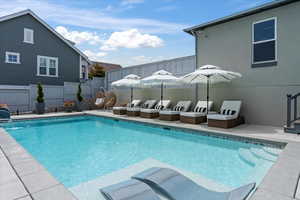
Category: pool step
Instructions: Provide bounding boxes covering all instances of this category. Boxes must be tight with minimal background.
[238,148,258,166]
[250,148,277,162]
[262,147,281,157]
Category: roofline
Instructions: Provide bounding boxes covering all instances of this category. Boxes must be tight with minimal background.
[108,55,196,73]
[0,9,91,63]
[184,0,298,35]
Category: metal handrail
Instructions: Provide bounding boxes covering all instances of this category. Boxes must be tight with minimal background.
[287,93,300,127]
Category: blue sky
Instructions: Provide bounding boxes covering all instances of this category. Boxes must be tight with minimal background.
[0,0,273,66]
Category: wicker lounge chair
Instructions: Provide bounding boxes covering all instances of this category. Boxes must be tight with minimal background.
[207,100,244,128]
[126,100,157,117]
[133,167,255,200]
[180,101,213,124]
[159,101,192,121]
[104,92,117,110]
[100,179,160,200]
[140,100,171,118]
[113,100,142,115]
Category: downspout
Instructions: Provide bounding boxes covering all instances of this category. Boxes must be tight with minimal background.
[191,30,199,103]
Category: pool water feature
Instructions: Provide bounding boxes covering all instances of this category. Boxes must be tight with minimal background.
[2,116,281,188]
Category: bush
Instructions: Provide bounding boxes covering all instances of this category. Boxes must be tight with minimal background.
[36,83,44,103]
[89,63,105,79]
[77,83,83,102]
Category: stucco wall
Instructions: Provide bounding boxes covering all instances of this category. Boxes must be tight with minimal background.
[195,2,300,126]
[0,14,81,85]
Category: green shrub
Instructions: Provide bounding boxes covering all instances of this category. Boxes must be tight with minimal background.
[77,83,83,102]
[36,83,44,103]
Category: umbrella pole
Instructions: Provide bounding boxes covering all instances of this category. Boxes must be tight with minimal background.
[161,83,163,106]
[130,87,133,107]
[207,77,210,115]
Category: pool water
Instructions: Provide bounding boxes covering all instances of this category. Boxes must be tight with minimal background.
[2,116,281,188]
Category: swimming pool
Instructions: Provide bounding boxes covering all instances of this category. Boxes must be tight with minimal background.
[2,115,281,189]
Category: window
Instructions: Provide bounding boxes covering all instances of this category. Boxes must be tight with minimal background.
[81,65,87,79]
[24,28,34,44]
[252,18,277,65]
[37,56,58,77]
[5,52,20,64]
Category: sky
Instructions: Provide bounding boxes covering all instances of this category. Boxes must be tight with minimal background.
[0,0,273,66]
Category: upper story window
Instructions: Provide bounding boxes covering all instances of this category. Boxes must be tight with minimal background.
[5,52,20,64]
[37,56,58,77]
[81,65,87,79]
[252,17,277,66]
[24,28,34,44]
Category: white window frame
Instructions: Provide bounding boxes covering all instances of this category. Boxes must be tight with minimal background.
[24,28,34,44]
[37,55,58,77]
[252,17,277,64]
[5,52,20,64]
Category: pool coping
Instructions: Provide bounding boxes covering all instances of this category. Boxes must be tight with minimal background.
[1,111,300,200]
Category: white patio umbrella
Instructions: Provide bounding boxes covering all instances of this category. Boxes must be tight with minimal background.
[141,70,179,106]
[111,74,141,107]
[180,65,242,114]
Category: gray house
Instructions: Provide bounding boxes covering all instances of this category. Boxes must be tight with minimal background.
[184,0,300,128]
[0,9,90,86]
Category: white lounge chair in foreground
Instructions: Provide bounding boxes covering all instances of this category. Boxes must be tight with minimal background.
[159,101,192,121]
[180,101,213,124]
[113,100,142,115]
[140,100,171,118]
[100,179,160,200]
[126,100,157,117]
[133,167,255,200]
[207,100,244,128]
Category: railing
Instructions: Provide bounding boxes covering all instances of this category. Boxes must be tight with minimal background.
[287,92,300,127]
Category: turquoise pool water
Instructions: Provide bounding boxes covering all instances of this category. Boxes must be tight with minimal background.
[2,116,280,188]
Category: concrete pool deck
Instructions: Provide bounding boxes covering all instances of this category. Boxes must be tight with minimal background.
[0,110,300,200]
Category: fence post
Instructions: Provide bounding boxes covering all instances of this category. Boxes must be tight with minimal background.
[287,94,292,127]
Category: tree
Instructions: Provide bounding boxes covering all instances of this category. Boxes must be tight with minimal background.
[89,63,105,79]
[36,83,44,103]
[77,83,83,102]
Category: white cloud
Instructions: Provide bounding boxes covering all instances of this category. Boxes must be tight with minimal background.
[83,50,107,61]
[0,0,187,34]
[55,26,103,45]
[121,0,144,5]
[101,29,163,51]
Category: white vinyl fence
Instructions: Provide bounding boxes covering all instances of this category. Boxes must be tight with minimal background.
[0,78,105,113]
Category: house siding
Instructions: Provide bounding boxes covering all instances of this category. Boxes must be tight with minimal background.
[0,14,80,86]
[194,2,300,126]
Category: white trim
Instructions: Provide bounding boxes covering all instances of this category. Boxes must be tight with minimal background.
[0,9,90,63]
[23,28,34,44]
[37,55,59,77]
[252,17,277,64]
[5,51,20,64]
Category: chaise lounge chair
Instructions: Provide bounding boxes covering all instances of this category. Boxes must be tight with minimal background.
[159,101,192,121]
[207,100,244,128]
[113,100,142,115]
[100,179,160,200]
[133,167,255,200]
[140,100,171,118]
[180,101,213,124]
[126,100,157,117]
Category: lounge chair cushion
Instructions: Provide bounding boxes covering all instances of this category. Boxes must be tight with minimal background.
[127,107,141,112]
[95,98,105,105]
[207,114,237,120]
[141,100,171,113]
[140,109,159,113]
[113,107,127,111]
[194,101,213,112]
[100,179,160,200]
[133,167,255,200]
[180,112,206,117]
[141,100,157,109]
[159,110,180,115]
[219,100,242,119]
